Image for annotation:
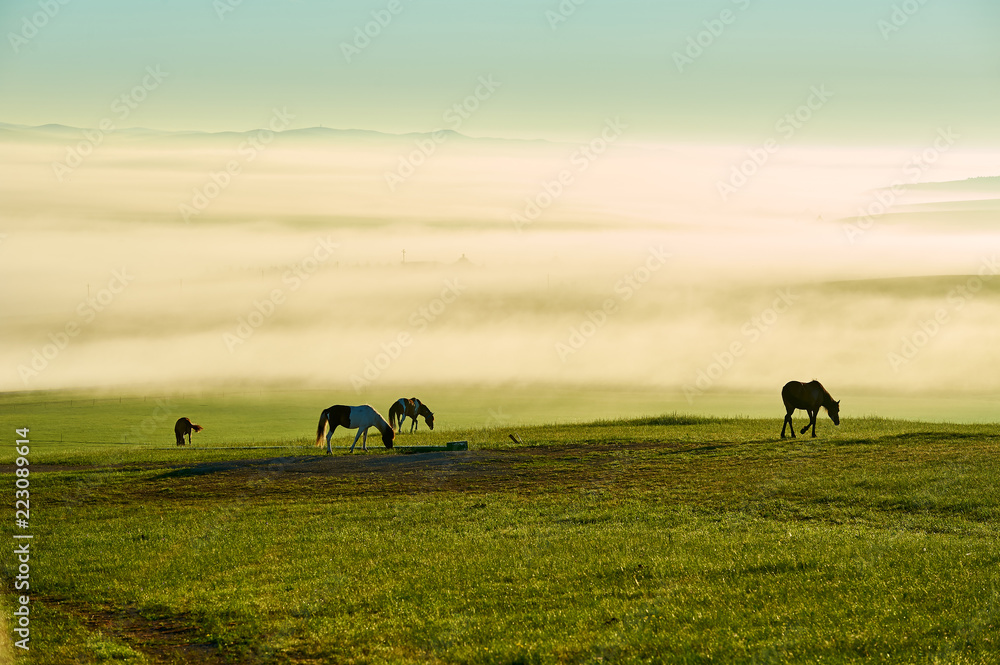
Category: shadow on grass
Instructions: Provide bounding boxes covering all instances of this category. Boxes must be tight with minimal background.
[153,455,329,478]
[589,413,725,427]
[660,442,741,455]
[833,431,1000,447]
[886,431,1000,443]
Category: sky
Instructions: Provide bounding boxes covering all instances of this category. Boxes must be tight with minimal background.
[1,0,999,143]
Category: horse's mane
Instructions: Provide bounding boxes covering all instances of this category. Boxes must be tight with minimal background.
[812,379,836,406]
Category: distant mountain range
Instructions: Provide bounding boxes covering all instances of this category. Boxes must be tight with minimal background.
[0,121,550,147]
[909,175,1000,192]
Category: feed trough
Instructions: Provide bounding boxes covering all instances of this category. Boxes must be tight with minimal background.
[393,440,468,453]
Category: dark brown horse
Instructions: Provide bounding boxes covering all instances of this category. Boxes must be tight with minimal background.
[781,380,840,438]
[174,417,203,446]
[388,397,434,434]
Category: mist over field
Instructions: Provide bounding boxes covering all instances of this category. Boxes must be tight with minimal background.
[2,124,999,413]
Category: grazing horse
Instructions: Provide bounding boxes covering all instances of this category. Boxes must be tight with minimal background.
[781,380,840,438]
[174,417,203,446]
[316,404,395,454]
[388,397,435,434]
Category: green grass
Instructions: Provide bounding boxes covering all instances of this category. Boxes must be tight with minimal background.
[2,391,1000,663]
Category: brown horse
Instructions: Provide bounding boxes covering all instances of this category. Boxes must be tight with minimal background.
[781,380,840,438]
[388,397,435,434]
[174,417,203,446]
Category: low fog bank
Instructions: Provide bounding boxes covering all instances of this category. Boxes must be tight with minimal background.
[2,129,999,406]
[4,238,1000,398]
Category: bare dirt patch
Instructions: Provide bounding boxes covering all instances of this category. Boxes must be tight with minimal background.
[28,440,753,506]
[40,595,226,664]
[133,441,709,501]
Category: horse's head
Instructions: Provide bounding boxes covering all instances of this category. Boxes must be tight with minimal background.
[382,427,395,449]
[827,400,841,426]
[425,412,435,430]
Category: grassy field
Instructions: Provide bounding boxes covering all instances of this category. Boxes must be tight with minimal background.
[3,384,999,452]
[1,391,999,663]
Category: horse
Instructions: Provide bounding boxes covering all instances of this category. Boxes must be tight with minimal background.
[315,404,395,454]
[174,417,203,446]
[388,397,435,434]
[780,380,840,438]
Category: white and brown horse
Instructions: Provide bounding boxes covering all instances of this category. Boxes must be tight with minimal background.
[388,397,434,434]
[781,380,840,438]
[316,404,395,454]
[174,417,203,446]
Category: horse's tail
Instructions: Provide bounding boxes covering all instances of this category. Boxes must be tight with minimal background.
[388,400,402,428]
[316,408,329,446]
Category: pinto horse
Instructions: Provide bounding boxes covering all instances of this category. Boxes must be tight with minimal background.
[781,380,840,438]
[316,404,395,454]
[174,417,203,446]
[388,397,435,434]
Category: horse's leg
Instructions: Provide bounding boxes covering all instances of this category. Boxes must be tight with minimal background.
[811,410,818,437]
[349,428,364,453]
[783,407,795,438]
[801,409,816,436]
[326,424,337,455]
[410,416,417,433]
[361,428,369,451]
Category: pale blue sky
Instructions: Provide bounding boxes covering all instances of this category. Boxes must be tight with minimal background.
[1,0,997,142]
